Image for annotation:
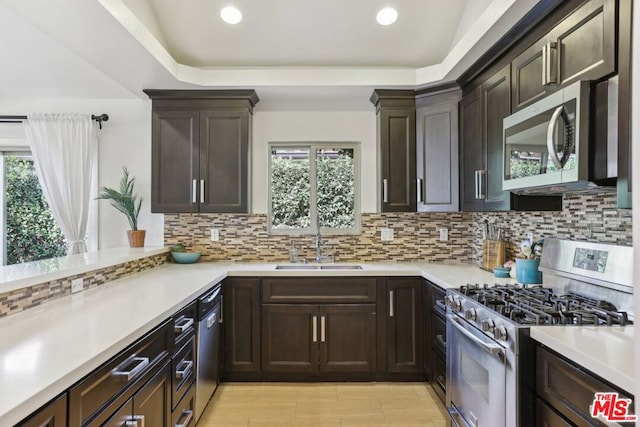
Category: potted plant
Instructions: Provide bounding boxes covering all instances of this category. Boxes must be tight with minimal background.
[97,166,145,247]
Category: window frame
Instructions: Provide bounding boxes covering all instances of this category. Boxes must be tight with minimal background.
[268,141,361,236]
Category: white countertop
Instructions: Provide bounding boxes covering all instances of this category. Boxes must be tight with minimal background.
[0,258,633,424]
[530,325,635,394]
[0,246,169,294]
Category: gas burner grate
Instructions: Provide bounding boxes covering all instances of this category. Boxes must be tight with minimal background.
[458,283,631,326]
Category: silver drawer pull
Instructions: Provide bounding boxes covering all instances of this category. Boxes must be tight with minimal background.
[112,355,150,381]
[126,415,145,427]
[175,410,193,427]
[176,360,193,379]
[174,317,194,334]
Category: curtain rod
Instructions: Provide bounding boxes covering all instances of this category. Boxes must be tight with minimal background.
[0,114,109,129]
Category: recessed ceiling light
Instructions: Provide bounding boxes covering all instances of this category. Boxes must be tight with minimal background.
[221,6,242,24]
[376,7,398,26]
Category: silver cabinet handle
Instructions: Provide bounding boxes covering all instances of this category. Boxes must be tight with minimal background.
[205,287,221,303]
[192,179,197,203]
[174,317,194,334]
[175,410,193,427]
[541,44,547,86]
[474,171,479,199]
[126,415,145,427]
[547,105,572,169]
[219,295,224,324]
[312,315,318,343]
[320,316,326,343]
[478,170,486,200]
[176,360,193,379]
[200,179,205,203]
[206,312,217,329]
[447,406,471,427]
[112,355,150,381]
[417,178,423,203]
[382,179,389,203]
[448,315,504,358]
[389,290,394,317]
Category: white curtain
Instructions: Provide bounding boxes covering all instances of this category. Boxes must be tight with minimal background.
[23,114,97,255]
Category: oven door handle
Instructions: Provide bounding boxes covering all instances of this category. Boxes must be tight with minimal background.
[447,315,504,358]
[447,406,473,427]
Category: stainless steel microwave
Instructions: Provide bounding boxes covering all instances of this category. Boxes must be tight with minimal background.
[502,80,596,193]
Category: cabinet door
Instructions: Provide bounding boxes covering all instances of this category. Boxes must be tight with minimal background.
[551,0,615,88]
[459,86,483,212]
[511,38,550,111]
[386,278,423,373]
[262,304,318,372]
[199,109,250,213]
[223,278,261,373]
[481,64,511,211]
[380,108,417,212]
[17,394,67,427]
[132,362,171,427]
[151,109,199,213]
[416,98,459,212]
[617,0,632,209]
[319,304,376,373]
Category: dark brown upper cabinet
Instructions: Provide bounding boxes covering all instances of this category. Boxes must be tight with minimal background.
[460,65,511,212]
[144,90,259,213]
[415,88,461,212]
[371,90,417,212]
[511,0,615,111]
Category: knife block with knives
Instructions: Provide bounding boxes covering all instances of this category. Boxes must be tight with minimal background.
[481,221,505,271]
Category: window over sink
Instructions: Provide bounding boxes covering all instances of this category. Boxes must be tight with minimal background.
[268,142,361,235]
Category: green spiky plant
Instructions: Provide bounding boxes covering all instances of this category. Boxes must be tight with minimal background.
[97,166,143,230]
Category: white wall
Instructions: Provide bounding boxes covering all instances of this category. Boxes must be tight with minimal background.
[0,98,163,249]
[252,110,378,213]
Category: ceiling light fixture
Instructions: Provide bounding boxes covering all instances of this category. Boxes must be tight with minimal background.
[221,6,242,24]
[376,7,398,26]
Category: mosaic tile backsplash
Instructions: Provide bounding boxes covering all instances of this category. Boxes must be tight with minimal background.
[165,191,632,266]
[165,212,474,263]
[0,253,168,318]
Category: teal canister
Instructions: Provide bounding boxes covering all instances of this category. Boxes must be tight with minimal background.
[515,258,542,284]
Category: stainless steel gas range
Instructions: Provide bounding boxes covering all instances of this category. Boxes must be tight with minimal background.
[445,238,634,427]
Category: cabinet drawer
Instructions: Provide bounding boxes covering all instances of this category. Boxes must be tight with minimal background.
[172,335,196,409]
[430,284,446,317]
[69,321,172,426]
[263,278,376,303]
[536,346,633,426]
[174,301,197,348]
[431,350,446,404]
[536,397,573,427]
[172,383,196,427]
[17,393,67,427]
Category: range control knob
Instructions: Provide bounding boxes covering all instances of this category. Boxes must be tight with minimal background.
[452,298,462,312]
[444,295,454,308]
[464,308,477,321]
[481,319,495,332]
[494,325,508,341]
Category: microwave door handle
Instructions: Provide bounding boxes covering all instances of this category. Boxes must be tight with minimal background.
[547,106,565,169]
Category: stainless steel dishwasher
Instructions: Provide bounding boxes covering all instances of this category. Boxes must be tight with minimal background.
[195,283,222,422]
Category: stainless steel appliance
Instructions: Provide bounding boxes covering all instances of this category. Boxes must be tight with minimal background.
[502,79,617,194]
[445,238,633,427]
[195,283,222,422]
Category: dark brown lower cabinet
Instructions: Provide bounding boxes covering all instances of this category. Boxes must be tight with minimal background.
[536,345,634,427]
[17,394,67,427]
[386,278,423,373]
[100,361,171,427]
[536,398,573,427]
[262,304,376,373]
[172,384,196,427]
[224,278,261,376]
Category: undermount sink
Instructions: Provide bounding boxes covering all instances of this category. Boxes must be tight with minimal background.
[275,264,363,270]
[275,265,319,270]
[319,265,363,270]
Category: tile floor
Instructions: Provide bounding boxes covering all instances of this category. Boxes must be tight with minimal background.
[197,382,447,426]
